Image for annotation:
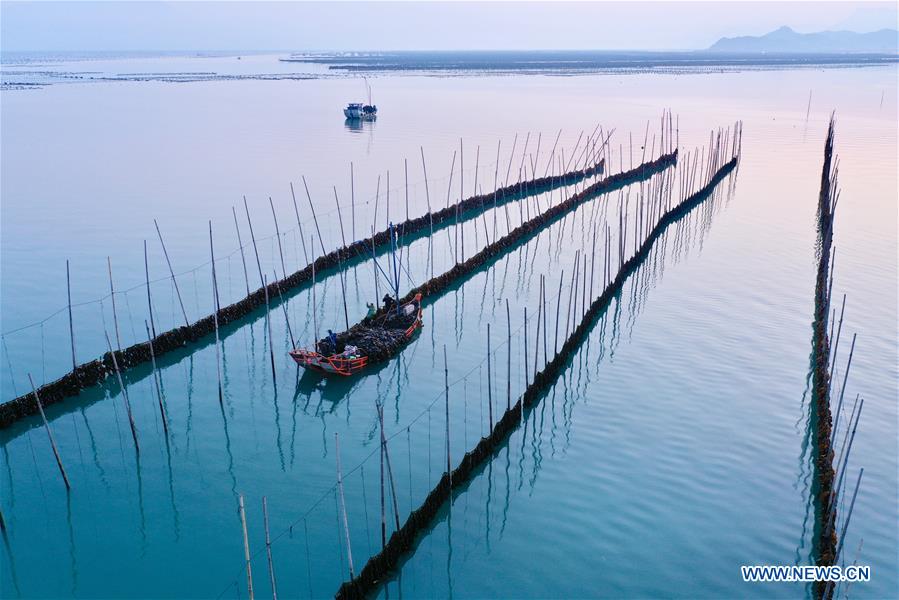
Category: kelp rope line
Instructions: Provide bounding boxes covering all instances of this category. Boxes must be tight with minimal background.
[337,126,741,599]
[0,153,610,427]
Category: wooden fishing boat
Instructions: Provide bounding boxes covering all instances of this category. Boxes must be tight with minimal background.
[289,293,423,376]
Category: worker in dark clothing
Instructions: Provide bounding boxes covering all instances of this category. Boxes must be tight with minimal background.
[327,329,338,352]
[382,294,396,313]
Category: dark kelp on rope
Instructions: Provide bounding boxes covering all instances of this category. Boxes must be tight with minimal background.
[335,122,741,599]
[0,152,609,427]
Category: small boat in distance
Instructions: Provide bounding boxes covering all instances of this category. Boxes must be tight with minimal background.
[343,77,378,120]
[344,102,378,120]
[343,102,378,121]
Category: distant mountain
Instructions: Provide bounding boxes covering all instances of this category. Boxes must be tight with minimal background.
[708,26,898,53]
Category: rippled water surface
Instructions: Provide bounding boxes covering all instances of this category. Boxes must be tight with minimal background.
[1,55,896,598]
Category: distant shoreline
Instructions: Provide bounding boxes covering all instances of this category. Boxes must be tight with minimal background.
[283,50,899,74]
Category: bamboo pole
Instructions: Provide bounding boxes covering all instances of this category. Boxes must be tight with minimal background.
[238,494,254,600]
[554,269,564,355]
[311,237,319,349]
[144,241,157,338]
[460,139,465,263]
[377,402,401,531]
[504,133,518,187]
[523,306,529,389]
[335,433,355,578]
[350,163,356,243]
[487,323,493,430]
[263,276,276,385]
[289,183,310,267]
[506,299,511,410]
[420,147,435,280]
[262,496,278,600]
[379,404,386,549]
[243,196,265,289]
[541,274,547,368]
[272,273,295,349]
[153,219,190,327]
[589,230,596,303]
[830,333,856,446]
[232,206,252,296]
[145,321,169,436]
[444,345,451,484]
[333,187,347,249]
[534,280,542,376]
[28,374,70,490]
[337,253,349,330]
[302,176,327,257]
[210,221,224,405]
[370,227,379,311]
[269,197,288,280]
[66,260,76,370]
[107,257,122,352]
[104,331,139,454]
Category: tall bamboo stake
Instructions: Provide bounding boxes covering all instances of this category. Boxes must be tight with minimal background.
[210,221,223,405]
[104,331,139,454]
[541,274,548,368]
[153,219,190,327]
[232,206,252,296]
[377,401,401,531]
[333,187,347,249]
[506,299,511,410]
[420,147,435,279]
[335,433,355,578]
[28,374,70,490]
[487,323,493,430]
[272,272,296,349]
[379,404,386,549]
[238,494,254,600]
[554,269,564,355]
[350,163,356,243]
[289,183,310,267]
[145,321,169,436]
[262,497,278,600]
[370,226,379,310]
[444,345,451,484]
[311,237,319,349]
[263,275,276,385]
[336,252,349,330]
[524,306,529,390]
[66,260,76,370]
[534,281,542,376]
[107,257,122,352]
[144,241,157,338]
[460,139,465,263]
[269,197,288,280]
[243,196,265,289]
[830,333,856,446]
[302,176,327,257]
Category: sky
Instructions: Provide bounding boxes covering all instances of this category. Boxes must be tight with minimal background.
[2,1,897,52]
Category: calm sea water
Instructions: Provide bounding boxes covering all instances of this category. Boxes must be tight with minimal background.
[0,54,896,598]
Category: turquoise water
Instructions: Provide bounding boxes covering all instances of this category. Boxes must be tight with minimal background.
[1,56,896,598]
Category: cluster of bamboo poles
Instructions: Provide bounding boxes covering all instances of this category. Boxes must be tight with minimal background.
[0,132,611,428]
[2,121,680,526]
[333,122,741,598]
[205,116,722,599]
[810,115,864,600]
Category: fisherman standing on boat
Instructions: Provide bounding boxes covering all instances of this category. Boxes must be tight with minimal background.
[365,302,377,321]
[382,294,397,313]
[327,329,338,352]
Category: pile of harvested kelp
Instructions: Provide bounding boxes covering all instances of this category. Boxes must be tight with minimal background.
[314,301,420,362]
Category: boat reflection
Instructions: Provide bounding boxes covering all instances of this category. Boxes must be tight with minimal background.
[344,116,376,133]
